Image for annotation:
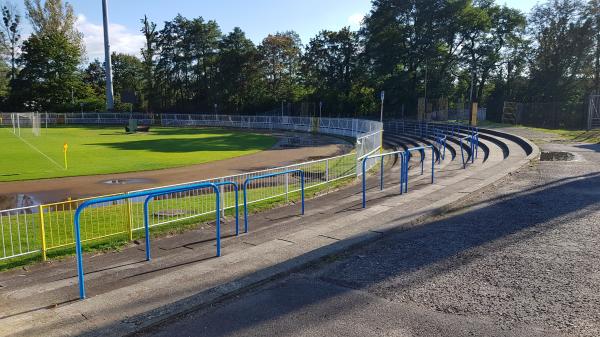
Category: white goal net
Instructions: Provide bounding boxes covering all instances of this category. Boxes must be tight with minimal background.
[11,112,41,136]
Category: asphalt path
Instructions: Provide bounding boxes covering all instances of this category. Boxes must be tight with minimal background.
[138,129,600,337]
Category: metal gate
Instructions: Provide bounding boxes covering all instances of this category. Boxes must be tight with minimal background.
[588,95,600,129]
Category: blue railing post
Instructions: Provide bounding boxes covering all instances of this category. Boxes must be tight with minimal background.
[380,157,385,190]
[460,137,466,169]
[431,146,435,184]
[214,181,239,236]
[442,135,448,160]
[420,149,425,175]
[405,152,410,192]
[300,171,305,215]
[142,199,153,261]
[74,207,85,299]
[470,136,475,163]
[399,152,404,195]
[243,182,249,233]
[215,191,221,256]
[475,132,479,159]
[362,158,368,208]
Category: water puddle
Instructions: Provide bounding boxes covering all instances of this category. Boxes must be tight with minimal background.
[101,178,153,185]
[540,151,575,161]
[0,194,41,211]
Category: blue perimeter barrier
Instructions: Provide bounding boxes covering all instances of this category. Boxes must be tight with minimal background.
[243,170,305,232]
[362,151,405,208]
[73,182,224,300]
[435,134,447,162]
[362,145,438,208]
[143,181,240,258]
[459,132,479,169]
[402,146,435,194]
[213,181,240,235]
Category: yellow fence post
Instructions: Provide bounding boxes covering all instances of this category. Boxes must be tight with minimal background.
[38,205,47,261]
[126,197,133,241]
[471,102,478,126]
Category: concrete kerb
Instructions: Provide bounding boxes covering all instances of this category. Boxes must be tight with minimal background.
[2,131,540,337]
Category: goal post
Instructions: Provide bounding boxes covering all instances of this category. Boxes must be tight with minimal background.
[11,112,41,137]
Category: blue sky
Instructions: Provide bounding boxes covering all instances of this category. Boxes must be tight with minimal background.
[16,0,540,61]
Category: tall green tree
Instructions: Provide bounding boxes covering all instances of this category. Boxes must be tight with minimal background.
[302,27,369,115]
[259,31,304,104]
[83,59,105,97]
[528,0,593,101]
[216,27,264,113]
[12,33,83,110]
[140,15,158,111]
[188,17,221,109]
[0,2,20,82]
[111,52,144,107]
[11,0,85,110]
[24,0,82,50]
[153,15,221,111]
[361,0,471,115]
[587,0,600,92]
[459,1,526,103]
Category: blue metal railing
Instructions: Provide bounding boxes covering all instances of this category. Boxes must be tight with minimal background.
[73,182,222,300]
[459,132,479,169]
[362,150,406,208]
[243,170,305,232]
[214,181,240,235]
[434,134,447,162]
[143,182,240,259]
[402,146,435,193]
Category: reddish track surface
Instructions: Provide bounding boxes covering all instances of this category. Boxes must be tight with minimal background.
[0,132,350,206]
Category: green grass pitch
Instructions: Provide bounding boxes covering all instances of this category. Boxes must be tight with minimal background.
[0,126,277,182]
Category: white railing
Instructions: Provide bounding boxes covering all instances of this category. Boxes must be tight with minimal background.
[0,113,382,262]
[0,206,41,261]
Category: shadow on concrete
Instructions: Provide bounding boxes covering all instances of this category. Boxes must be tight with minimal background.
[575,143,600,152]
[122,256,217,280]
[60,171,599,337]
[0,298,79,320]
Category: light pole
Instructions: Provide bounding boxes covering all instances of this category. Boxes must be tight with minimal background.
[102,0,114,111]
[319,101,322,119]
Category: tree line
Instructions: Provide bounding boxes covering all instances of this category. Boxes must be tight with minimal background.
[0,0,599,121]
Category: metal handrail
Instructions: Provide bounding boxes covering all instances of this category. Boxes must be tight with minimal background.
[73,182,220,300]
[243,170,305,233]
[142,182,230,259]
[403,146,435,193]
[361,150,406,208]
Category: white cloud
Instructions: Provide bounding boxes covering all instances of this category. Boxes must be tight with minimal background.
[347,13,364,28]
[76,14,145,62]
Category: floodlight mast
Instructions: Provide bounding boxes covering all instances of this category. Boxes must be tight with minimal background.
[102,0,115,111]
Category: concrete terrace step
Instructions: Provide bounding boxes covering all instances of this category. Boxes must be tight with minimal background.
[0,127,538,337]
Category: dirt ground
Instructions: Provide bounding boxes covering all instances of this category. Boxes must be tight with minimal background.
[0,131,351,206]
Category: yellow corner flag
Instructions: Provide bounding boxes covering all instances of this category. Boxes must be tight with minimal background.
[63,143,69,170]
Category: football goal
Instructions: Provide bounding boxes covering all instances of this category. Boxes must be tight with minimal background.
[11,112,41,136]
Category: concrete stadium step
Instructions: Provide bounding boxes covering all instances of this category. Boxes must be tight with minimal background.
[388,132,458,160]
[0,127,535,337]
[384,134,444,162]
